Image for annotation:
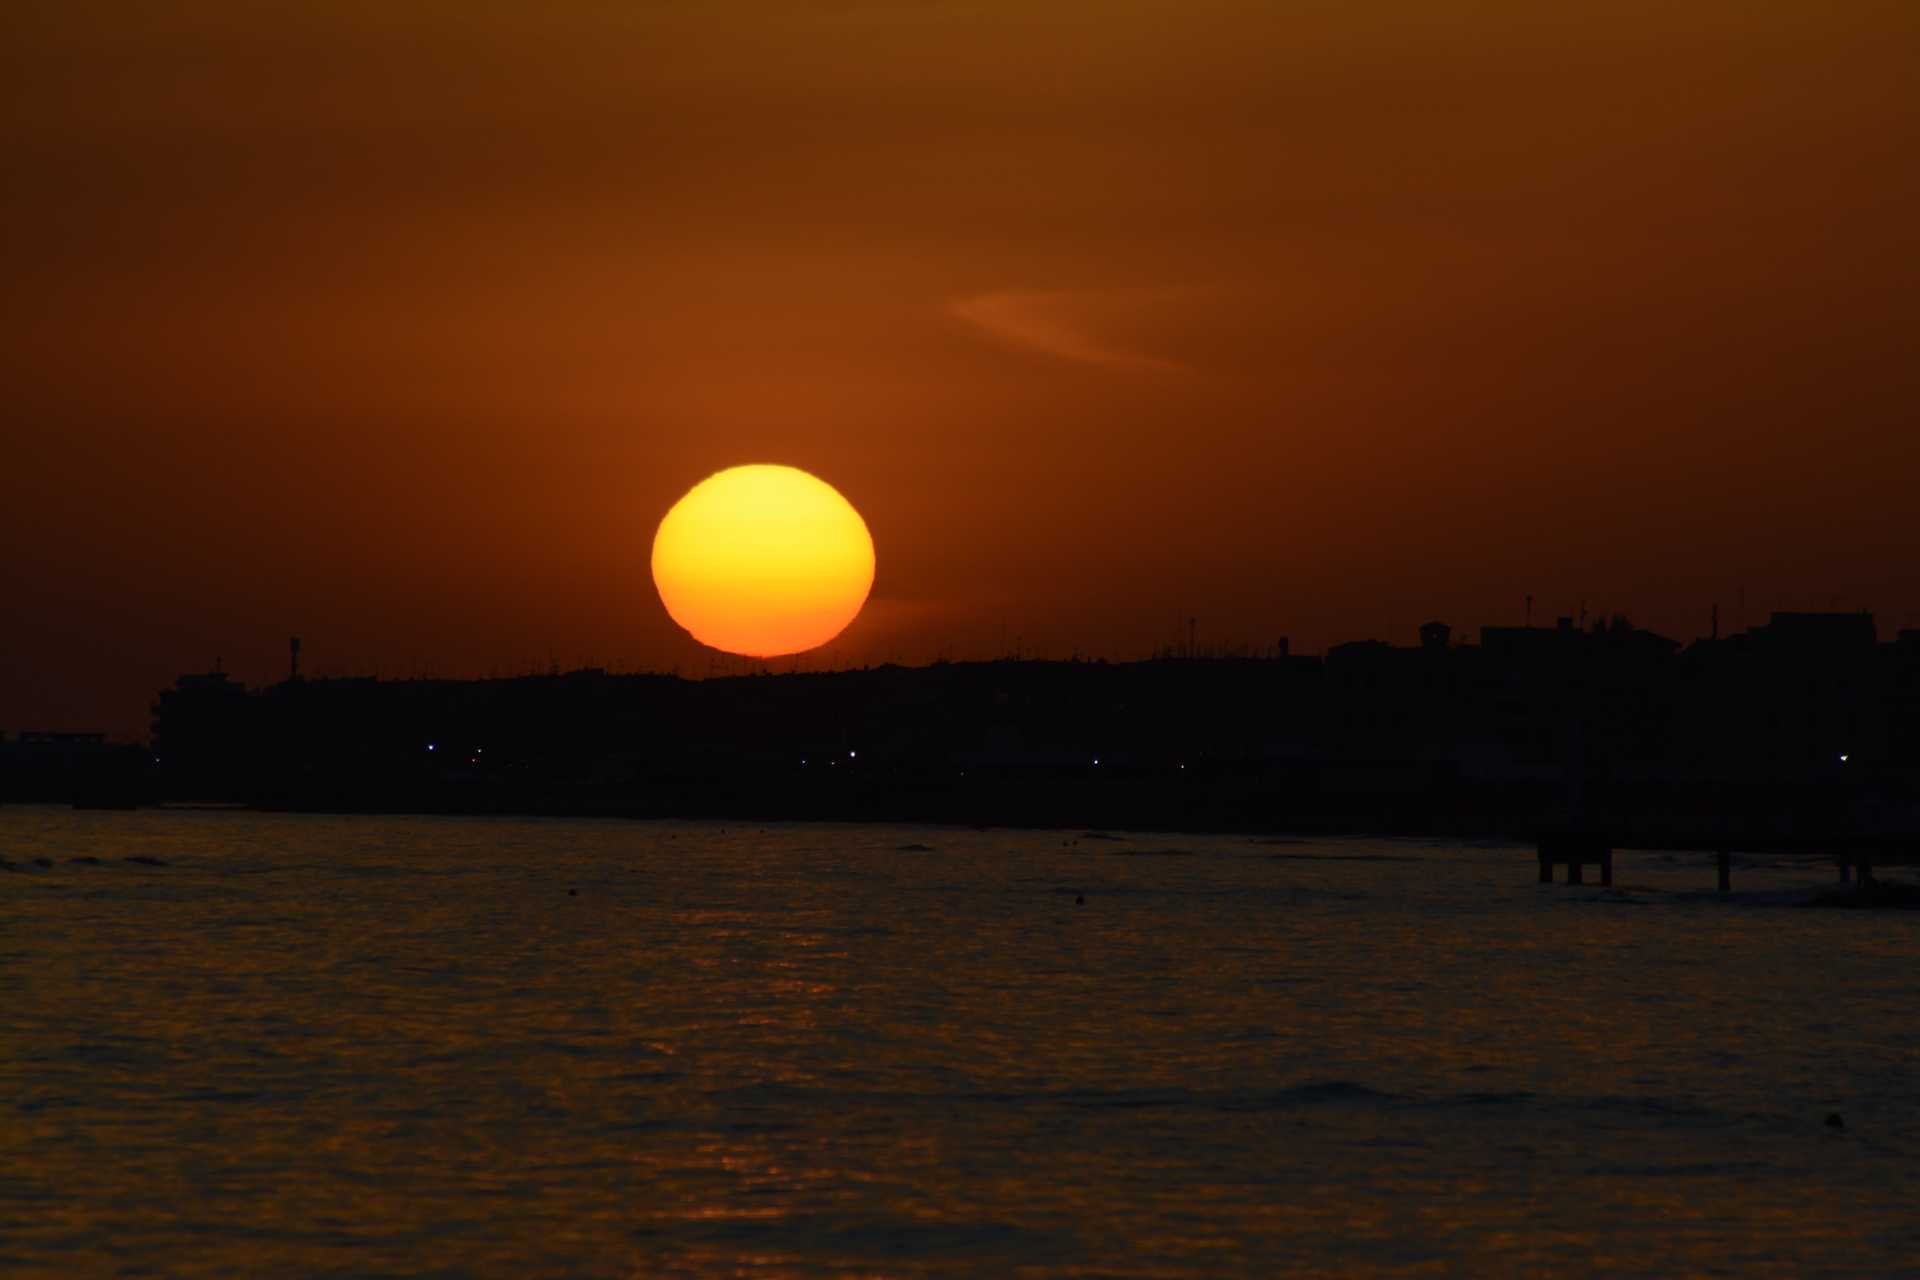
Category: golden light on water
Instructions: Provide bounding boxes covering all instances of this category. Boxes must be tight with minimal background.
[651,465,875,658]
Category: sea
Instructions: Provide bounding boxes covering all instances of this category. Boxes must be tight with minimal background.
[3,807,1917,1277]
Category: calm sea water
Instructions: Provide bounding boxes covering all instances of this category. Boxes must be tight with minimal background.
[3,807,1917,1277]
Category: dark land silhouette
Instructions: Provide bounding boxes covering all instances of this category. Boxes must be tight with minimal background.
[5,611,1918,844]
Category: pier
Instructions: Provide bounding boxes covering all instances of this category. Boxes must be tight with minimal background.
[1537,833,1614,886]
[1534,832,1919,892]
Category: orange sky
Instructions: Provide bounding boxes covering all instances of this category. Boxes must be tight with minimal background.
[4,1,1917,737]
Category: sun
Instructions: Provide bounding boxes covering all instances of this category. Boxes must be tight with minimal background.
[651,465,876,658]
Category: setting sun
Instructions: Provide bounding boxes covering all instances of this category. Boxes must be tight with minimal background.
[651,465,875,658]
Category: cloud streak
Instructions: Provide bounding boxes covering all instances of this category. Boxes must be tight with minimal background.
[949,288,1189,373]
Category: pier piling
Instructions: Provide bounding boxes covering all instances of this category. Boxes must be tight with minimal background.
[1537,835,1612,889]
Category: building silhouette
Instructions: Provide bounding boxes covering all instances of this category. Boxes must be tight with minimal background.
[124,611,1920,838]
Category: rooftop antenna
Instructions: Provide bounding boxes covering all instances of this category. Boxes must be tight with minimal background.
[1710,605,1718,641]
[1188,615,1197,659]
[289,636,302,682]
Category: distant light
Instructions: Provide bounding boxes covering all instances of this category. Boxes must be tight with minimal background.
[849,750,857,759]
[1840,753,1850,763]
[427,744,436,752]
[1093,757,1100,766]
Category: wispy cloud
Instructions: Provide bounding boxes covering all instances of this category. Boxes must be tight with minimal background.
[949,288,1190,373]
